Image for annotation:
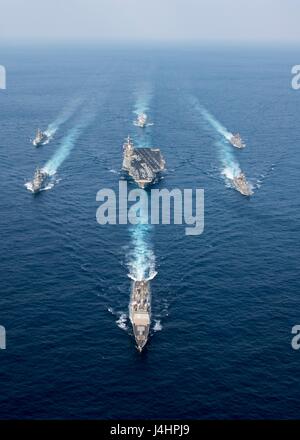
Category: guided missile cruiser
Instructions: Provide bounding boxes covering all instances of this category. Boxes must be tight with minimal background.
[32,128,50,147]
[229,133,246,149]
[134,113,148,128]
[26,167,48,193]
[129,280,151,352]
[233,172,253,196]
[122,136,165,188]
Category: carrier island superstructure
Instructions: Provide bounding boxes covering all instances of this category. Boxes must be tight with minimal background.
[122,136,165,189]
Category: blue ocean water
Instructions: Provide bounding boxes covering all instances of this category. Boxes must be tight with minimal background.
[0,44,300,419]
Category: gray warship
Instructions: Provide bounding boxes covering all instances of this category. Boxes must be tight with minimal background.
[27,167,48,193]
[122,136,165,188]
[33,128,50,147]
[229,133,245,149]
[233,172,253,196]
[134,113,147,128]
[129,280,151,352]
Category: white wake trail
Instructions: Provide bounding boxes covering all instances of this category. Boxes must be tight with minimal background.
[133,83,153,116]
[127,222,157,282]
[43,112,94,176]
[44,97,84,137]
[200,107,233,141]
[195,102,242,180]
[127,99,157,282]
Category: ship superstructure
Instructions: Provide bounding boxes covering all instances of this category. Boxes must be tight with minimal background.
[27,167,48,193]
[33,128,50,147]
[122,136,165,188]
[129,280,151,352]
[134,113,148,128]
[233,172,253,196]
[229,133,245,149]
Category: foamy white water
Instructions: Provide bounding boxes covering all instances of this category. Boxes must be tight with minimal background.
[127,222,157,282]
[107,308,129,332]
[24,174,58,193]
[153,320,162,332]
[116,313,128,331]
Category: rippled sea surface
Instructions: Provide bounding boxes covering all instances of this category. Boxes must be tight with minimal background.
[0,44,300,419]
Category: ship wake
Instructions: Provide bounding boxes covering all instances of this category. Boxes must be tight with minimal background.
[192,99,244,184]
[127,222,157,282]
[43,112,94,177]
[200,106,233,141]
[126,191,157,281]
[107,307,129,332]
[133,83,153,117]
[44,97,84,137]
[153,319,162,332]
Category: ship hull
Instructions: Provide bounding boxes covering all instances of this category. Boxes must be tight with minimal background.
[132,323,150,352]
[33,134,50,147]
[135,179,153,189]
[26,183,43,194]
[233,183,253,196]
[33,139,49,147]
[129,280,151,352]
[235,188,252,196]
[134,122,146,128]
[231,143,245,149]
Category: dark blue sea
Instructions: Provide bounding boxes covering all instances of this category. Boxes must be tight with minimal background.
[0,44,300,419]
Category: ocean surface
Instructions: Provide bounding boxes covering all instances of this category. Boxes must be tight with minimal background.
[0,44,300,419]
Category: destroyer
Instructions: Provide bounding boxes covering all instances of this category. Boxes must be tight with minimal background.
[233,172,253,196]
[27,167,48,193]
[33,128,50,147]
[134,113,147,128]
[129,280,151,352]
[229,133,245,149]
[122,136,165,188]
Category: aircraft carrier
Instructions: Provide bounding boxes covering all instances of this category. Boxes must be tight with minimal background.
[122,136,165,188]
[129,280,151,352]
